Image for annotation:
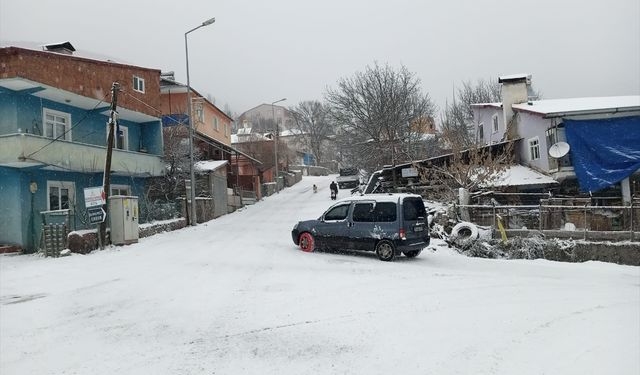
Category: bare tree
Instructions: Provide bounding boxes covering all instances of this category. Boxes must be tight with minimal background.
[146,125,202,202]
[440,79,501,147]
[325,62,437,171]
[289,101,335,165]
[423,131,514,198]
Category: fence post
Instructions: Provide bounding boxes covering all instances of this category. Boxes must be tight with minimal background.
[492,203,496,240]
[630,201,634,241]
[583,204,588,240]
[539,203,543,233]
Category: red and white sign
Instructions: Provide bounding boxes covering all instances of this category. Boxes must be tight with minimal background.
[84,187,106,208]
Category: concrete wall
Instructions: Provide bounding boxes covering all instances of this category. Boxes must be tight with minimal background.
[474,106,506,145]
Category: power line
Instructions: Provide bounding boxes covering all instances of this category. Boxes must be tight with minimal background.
[26,92,110,158]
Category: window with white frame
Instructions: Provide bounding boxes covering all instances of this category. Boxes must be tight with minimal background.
[43,108,72,141]
[224,123,229,136]
[492,114,499,133]
[213,117,219,131]
[528,137,540,161]
[110,184,131,196]
[47,181,75,211]
[133,75,145,93]
[478,123,484,142]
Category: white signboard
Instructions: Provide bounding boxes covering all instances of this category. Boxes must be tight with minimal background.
[84,186,105,208]
[401,167,419,178]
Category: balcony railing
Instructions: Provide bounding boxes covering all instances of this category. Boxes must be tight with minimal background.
[0,133,164,176]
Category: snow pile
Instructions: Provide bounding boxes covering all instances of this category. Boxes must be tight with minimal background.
[1,175,638,375]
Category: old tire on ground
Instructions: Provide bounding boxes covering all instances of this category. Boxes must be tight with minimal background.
[375,240,396,261]
[403,250,422,258]
[299,232,315,252]
[450,222,479,248]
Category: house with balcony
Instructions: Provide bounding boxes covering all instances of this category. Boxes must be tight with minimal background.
[472,74,640,204]
[0,42,164,252]
[158,74,261,217]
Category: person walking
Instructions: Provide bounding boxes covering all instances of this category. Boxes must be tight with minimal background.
[329,181,338,200]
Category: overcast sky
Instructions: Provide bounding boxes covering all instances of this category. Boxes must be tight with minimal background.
[1,0,638,118]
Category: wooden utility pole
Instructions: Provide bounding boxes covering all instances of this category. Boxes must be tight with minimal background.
[99,82,120,248]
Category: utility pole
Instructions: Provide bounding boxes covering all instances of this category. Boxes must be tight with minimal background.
[99,82,119,248]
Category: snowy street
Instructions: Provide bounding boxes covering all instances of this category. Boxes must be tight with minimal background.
[1,175,639,374]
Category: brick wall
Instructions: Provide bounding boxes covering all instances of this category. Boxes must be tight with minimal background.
[0,47,160,118]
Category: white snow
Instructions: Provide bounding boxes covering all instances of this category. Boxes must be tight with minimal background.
[194,159,228,172]
[482,164,558,187]
[512,96,640,116]
[1,175,638,375]
[280,129,304,137]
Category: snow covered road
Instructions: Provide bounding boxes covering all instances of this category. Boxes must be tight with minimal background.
[1,175,639,374]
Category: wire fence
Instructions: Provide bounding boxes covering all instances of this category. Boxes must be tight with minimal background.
[457,203,639,241]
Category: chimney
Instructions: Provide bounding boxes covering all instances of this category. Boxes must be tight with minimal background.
[498,73,531,132]
[43,41,76,55]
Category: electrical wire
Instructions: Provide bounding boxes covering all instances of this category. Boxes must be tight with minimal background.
[26,91,110,158]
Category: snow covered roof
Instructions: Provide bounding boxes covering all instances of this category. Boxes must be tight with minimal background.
[481,165,558,188]
[471,102,502,109]
[512,96,640,117]
[1,40,136,66]
[237,127,252,135]
[194,160,228,173]
[498,73,531,83]
[280,129,304,137]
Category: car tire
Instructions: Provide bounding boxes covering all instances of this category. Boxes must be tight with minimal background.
[403,250,421,258]
[299,232,315,252]
[450,222,479,248]
[375,240,395,261]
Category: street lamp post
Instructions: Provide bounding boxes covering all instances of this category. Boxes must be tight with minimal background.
[271,98,286,193]
[185,17,215,226]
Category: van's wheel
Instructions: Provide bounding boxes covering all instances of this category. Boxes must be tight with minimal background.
[403,250,421,258]
[375,240,395,261]
[299,232,315,252]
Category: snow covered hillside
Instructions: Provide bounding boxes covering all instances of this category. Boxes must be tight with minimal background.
[1,175,639,375]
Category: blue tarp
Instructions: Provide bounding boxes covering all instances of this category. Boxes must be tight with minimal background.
[564,116,640,192]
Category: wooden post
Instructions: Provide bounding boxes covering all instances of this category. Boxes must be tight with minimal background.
[99,82,119,249]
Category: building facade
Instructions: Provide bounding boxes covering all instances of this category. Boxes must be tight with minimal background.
[0,44,164,251]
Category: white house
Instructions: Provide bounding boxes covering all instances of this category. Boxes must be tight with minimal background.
[471,74,640,203]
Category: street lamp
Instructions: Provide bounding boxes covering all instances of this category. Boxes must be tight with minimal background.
[185,17,215,226]
[271,98,286,193]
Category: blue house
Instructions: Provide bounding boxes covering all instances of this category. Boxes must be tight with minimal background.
[0,43,165,252]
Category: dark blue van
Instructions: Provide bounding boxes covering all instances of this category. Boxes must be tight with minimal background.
[291,194,429,261]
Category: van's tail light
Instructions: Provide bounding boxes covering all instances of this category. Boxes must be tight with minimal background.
[399,228,406,240]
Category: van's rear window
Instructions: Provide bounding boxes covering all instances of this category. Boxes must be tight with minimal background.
[403,198,426,221]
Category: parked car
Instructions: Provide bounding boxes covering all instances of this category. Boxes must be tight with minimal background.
[336,167,359,189]
[291,194,429,261]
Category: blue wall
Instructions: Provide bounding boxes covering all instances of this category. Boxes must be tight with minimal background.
[0,89,18,133]
[0,167,26,247]
[0,166,148,252]
[1,88,163,156]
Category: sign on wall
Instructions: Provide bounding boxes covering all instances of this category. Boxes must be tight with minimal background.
[84,187,106,208]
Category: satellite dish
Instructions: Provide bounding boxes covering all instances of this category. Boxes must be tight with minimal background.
[549,141,570,158]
